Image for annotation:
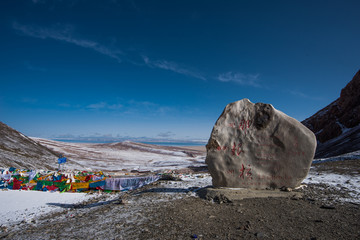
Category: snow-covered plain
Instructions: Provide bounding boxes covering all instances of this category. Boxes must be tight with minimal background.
[31,138,206,172]
[0,190,96,227]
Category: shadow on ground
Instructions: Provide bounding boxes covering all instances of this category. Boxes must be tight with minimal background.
[46,199,122,209]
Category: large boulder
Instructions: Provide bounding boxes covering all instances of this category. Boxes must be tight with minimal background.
[206,99,316,189]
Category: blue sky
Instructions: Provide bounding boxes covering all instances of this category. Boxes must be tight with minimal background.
[0,0,359,141]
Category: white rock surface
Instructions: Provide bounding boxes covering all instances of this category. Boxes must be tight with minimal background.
[206,99,316,189]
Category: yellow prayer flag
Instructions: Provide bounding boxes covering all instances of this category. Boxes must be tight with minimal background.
[74,176,87,181]
[71,182,89,190]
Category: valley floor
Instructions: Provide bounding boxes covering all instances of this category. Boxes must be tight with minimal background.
[1,159,359,240]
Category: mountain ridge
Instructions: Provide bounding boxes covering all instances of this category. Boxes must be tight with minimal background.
[302,70,360,158]
[0,121,58,169]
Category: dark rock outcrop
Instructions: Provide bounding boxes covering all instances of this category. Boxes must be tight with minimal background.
[302,70,360,158]
[0,121,58,169]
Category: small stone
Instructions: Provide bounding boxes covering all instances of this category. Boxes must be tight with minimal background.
[320,205,335,209]
[114,199,127,205]
[255,232,265,238]
[0,226,8,232]
[244,221,251,230]
[280,186,292,192]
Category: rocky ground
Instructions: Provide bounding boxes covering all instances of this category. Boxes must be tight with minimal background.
[1,160,359,240]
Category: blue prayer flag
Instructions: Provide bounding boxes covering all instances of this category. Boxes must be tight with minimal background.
[89,180,106,189]
[58,157,67,164]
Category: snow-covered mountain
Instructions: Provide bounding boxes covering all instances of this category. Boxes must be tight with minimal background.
[302,70,360,158]
[0,121,58,169]
[0,120,206,171]
[31,138,206,172]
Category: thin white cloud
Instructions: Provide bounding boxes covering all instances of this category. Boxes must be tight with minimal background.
[128,100,158,108]
[289,91,309,99]
[87,102,107,109]
[217,71,260,87]
[87,102,123,110]
[142,55,206,81]
[107,103,124,110]
[13,22,123,62]
[288,90,324,101]
[31,0,44,3]
[58,103,82,108]
[157,106,173,114]
[125,100,174,115]
[157,131,176,138]
[13,22,207,81]
[58,103,71,108]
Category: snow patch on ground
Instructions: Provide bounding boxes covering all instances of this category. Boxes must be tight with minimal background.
[305,151,360,203]
[313,150,360,164]
[121,141,188,157]
[304,170,360,203]
[0,190,96,226]
[160,173,212,197]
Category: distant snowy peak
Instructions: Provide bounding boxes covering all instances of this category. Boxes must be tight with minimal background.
[0,121,58,169]
[302,70,360,158]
